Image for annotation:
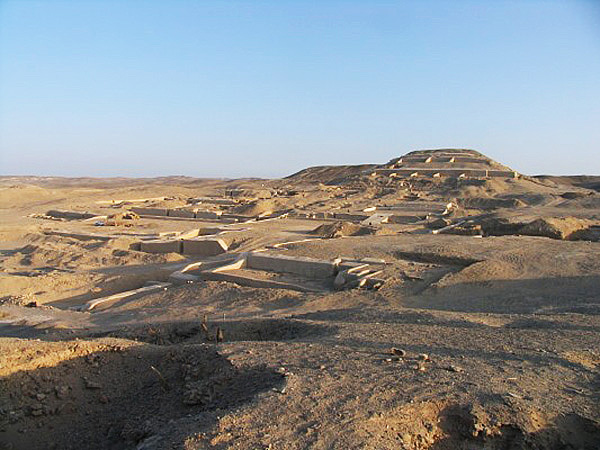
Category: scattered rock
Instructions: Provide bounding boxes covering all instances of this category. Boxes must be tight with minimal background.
[30,409,44,417]
[83,378,102,390]
[391,348,406,357]
[333,271,347,290]
[54,385,70,399]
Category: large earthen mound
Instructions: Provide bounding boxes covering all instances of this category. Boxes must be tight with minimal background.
[285,164,377,185]
[384,148,514,172]
[519,217,591,240]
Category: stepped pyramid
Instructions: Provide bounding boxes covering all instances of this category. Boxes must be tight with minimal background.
[372,149,518,179]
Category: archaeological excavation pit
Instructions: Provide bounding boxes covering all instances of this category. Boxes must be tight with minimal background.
[169,252,387,293]
[98,318,337,345]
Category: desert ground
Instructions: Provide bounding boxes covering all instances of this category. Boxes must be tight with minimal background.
[1,149,599,449]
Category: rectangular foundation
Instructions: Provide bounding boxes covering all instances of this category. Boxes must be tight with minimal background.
[247,253,336,279]
[181,237,228,256]
[130,207,169,216]
[140,239,182,253]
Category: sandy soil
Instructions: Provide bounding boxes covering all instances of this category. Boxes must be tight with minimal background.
[1,152,599,449]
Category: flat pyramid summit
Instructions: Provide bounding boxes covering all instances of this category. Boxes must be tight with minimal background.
[374,148,518,179]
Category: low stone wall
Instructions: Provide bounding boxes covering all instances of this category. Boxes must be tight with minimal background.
[487,170,519,178]
[333,213,369,222]
[181,237,228,256]
[130,207,168,216]
[220,213,256,222]
[80,282,171,311]
[376,202,449,212]
[189,197,238,206]
[247,253,337,279]
[395,155,488,165]
[168,208,195,218]
[194,210,222,219]
[171,253,386,292]
[43,230,113,241]
[46,210,98,220]
[139,239,182,253]
[129,207,231,222]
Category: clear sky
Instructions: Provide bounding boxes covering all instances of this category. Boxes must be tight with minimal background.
[1,1,599,178]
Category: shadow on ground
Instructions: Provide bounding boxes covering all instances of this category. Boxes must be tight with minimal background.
[0,342,283,450]
[93,318,337,345]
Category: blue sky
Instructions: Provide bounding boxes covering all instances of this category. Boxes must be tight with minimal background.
[1,1,599,177]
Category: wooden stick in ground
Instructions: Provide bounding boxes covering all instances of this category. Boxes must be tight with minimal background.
[150,365,170,391]
[201,314,211,340]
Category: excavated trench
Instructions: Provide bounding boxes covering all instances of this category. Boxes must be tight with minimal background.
[97,318,336,345]
[393,250,480,267]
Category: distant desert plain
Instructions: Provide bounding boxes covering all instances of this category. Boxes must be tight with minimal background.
[1,149,599,449]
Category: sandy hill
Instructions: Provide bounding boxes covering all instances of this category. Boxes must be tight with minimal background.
[534,175,600,192]
[284,149,517,186]
[284,164,377,185]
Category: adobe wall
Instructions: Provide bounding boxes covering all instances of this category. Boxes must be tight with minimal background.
[46,210,98,220]
[396,156,485,165]
[168,208,195,218]
[139,239,182,253]
[181,237,228,256]
[377,202,448,212]
[333,213,369,221]
[194,210,222,220]
[130,207,168,216]
[247,253,336,279]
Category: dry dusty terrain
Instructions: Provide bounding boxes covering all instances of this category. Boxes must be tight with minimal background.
[0,150,599,449]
